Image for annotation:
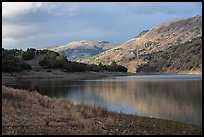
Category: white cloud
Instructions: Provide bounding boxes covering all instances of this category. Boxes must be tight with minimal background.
[2,2,201,50]
[2,2,81,49]
[44,2,80,16]
[2,2,44,18]
[2,2,80,18]
[2,23,37,39]
[2,38,18,49]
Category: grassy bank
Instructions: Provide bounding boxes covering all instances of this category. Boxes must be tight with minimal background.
[2,85,202,135]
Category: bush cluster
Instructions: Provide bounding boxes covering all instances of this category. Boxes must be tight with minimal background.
[2,48,32,72]
[39,51,128,72]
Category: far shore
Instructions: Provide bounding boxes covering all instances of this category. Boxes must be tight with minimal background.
[2,69,135,84]
[2,69,202,85]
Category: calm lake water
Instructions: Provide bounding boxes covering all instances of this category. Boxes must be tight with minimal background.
[4,74,202,125]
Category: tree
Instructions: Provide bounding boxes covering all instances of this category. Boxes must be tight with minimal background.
[98,62,103,67]
[111,60,117,66]
[20,62,32,70]
[55,55,68,68]
[2,48,32,72]
[22,48,36,60]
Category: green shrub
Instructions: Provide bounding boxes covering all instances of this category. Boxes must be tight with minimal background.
[22,48,35,60]
[20,62,32,70]
[2,48,32,72]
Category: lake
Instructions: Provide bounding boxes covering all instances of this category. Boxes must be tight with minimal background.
[4,74,202,125]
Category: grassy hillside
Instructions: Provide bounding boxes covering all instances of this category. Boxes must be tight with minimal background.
[78,15,202,73]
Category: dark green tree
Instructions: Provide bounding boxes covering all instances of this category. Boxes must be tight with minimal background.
[111,60,117,66]
[22,48,36,60]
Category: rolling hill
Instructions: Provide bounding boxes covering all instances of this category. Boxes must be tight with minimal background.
[40,40,121,61]
[78,15,202,73]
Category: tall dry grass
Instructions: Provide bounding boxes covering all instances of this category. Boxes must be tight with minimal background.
[2,85,114,135]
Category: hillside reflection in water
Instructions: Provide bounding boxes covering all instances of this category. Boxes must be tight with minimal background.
[6,75,202,125]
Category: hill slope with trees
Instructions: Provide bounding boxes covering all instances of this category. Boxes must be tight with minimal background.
[78,15,202,73]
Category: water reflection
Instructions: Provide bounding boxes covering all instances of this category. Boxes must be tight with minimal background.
[80,80,202,125]
[4,75,202,125]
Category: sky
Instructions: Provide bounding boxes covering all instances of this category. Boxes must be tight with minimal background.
[2,2,202,50]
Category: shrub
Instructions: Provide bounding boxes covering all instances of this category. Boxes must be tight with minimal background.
[22,48,35,60]
[2,48,32,72]
[20,62,32,70]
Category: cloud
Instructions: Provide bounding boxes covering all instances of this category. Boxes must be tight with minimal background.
[2,38,19,49]
[2,23,37,39]
[42,2,80,16]
[2,2,44,18]
[2,2,80,18]
[2,2,81,49]
[2,2,202,50]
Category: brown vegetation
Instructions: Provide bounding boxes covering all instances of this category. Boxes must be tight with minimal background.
[2,85,202,135]
[79,15,202,73]
[137,36,202,73]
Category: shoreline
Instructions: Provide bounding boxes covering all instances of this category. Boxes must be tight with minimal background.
[2,69,136,84]
[2,85,202,135]
[2,69,202,84]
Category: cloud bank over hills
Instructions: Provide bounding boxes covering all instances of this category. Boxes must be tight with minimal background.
[2,2,202,50]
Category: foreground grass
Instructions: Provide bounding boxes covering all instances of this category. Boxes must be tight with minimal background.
[2,85,202,135]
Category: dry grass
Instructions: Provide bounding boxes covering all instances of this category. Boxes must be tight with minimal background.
[2,85,202,135]
[2,85,109,135]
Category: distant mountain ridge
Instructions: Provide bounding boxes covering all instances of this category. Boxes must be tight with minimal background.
[40,40,121,61]
[78,15,202,73]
